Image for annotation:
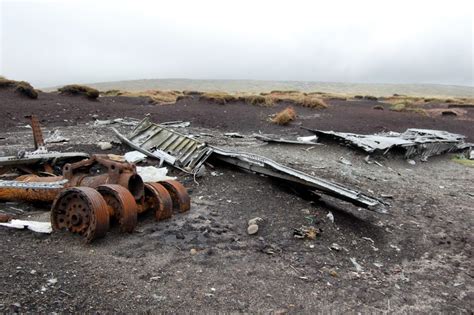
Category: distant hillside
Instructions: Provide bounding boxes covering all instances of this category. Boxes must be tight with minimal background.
[47,79,474,98]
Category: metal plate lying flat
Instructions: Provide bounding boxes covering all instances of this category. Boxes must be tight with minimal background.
[212,147,388,213]
[112,117,213,173]
[303,127,471,160]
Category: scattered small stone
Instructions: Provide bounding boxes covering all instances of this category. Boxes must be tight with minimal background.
[390,244,401,252]
[300,209,310,215]
[97,141,113,150]
[47,278,58,285]
[190,248,198,255]
[407,159,416,165]
[248,217,263,226]
[247,224,259,235]
[326,211,334,223]
[362,237,375,244]
[330,243,341,251]
[350,257,363,272]
[30,269,37,274]
[329,270,339,277]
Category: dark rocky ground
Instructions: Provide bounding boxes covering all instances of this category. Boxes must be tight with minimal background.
[0,88,473,313]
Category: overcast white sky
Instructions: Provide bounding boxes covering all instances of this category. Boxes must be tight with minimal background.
[1,0,473,88]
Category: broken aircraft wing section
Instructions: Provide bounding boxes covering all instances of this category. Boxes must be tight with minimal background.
[114,119,387,212]
[211,147,388,213]
[304,127,471,160]
[112,117,213,173]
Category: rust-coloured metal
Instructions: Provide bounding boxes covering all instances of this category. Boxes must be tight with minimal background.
[158,180,190,213]
[51,187,110,243]
[63,155,144,200]
[26,115,45,149]
[97,184,137,233]
[0,155,145,204]
[15,174,63,182]
[0,175,64,202]
[0,187,60,203]
[142,182,173,220]
[0,213,13,223]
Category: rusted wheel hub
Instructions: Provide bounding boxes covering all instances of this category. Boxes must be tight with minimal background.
[143,182,173,220]
[97,184,138,233]
[159,180,190,213]
[51,187,110,243]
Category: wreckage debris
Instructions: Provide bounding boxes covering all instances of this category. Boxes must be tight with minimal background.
[115,118,387,213]
[0,213,13,222]
[303,127,472,161]
[211,147,387,212]
[142,182,173,220]
[51,187,110,243]
[112,117,213,173]
[0,115,88,173]
[0,154,191,243]
[158,180,191,213]
[97,184,138,233]
[0,219,52,234]
[254,134,319,145]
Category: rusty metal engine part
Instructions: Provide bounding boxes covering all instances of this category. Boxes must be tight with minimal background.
[97,184,137,233]
[63,154,144,200]
[0,213,13,223]
[0,175,66,202]
[142,182,173,220]
[0,156,145,205]
[158,180,190,213]
[51,187,110,243]
[25,115,45,150]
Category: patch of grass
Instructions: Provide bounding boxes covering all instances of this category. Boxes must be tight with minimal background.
[0,77,38,99]
[183,90,203,96]
[101,89,123,96]
[0,78,18,88]
[101,89,181,104]
[15,81,38,99]
[266,91,327,109]
[452,157,474,167]
[271,106,296,125]
[59,84,99,99]
[199,92,238,105]
[239,95,274,106]
[269,90,300,94]
[389,102,427,116]
[364,95,378,101]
